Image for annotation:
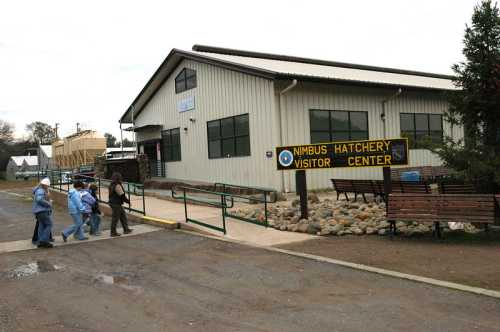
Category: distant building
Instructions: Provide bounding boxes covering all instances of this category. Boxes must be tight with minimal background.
[5,155,38,180]
[38,145,55,170]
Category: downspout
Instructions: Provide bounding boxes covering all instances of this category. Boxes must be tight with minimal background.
[278,79,298,192]
[381,88,402,138]
[131,105,137,158]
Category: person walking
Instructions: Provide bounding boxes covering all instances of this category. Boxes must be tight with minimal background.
[61,181,88,242]
[81,185,96,233]
[88,183,102,235]
[108,172,133,237]
[32,178,54,248]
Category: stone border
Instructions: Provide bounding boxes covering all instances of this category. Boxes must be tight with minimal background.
[175,229,500,300]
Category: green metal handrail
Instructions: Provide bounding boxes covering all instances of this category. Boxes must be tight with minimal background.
[171,186,234,234]
[213,182,277,228]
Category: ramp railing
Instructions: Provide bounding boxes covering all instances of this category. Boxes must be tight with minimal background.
[213,183,277,227]
[171,186,234,234]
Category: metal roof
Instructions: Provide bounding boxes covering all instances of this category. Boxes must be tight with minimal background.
[10,156,26,166]
[23,156,38,166]
[10,155,38,167]
[120,45,456,123]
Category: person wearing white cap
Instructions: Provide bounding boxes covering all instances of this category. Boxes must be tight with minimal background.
[32,177,54,248]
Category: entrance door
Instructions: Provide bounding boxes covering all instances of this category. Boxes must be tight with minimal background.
[141,140,165,177]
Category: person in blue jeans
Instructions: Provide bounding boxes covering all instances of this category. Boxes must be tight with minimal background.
[88,183,102,235]
[61,181,88,242]
[80,185,97,234]
[32,178,54,248]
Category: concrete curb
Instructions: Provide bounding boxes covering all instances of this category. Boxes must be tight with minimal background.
[176,229,500,300]
[141,216,179,229]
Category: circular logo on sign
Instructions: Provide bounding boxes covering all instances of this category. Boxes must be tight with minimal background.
[278,150,294,167]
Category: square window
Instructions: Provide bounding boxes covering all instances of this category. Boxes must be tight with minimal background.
[207,114,250,159]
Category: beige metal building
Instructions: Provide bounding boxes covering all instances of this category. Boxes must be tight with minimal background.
[120,45,460,191]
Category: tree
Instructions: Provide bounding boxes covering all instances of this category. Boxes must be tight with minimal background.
[25,121,55,145]
[433,0,500,192]
[121,138,135,147]
[104,132,119,147]
[0,120,14,145]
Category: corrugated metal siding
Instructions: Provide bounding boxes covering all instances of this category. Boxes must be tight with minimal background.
[134,59,280,188]
[280,82,460,190]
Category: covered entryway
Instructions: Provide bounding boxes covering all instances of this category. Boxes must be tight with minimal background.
[139,139,165,177]
[131,124,165,178]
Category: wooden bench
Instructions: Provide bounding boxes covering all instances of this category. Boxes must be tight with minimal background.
[330,179,355,201]
[439,182,477,194]
[331,179,430,203]
[387,194,496,238]
[391,181,431,194]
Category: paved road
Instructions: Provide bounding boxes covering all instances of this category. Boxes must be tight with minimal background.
[1,230,499,332]
[0,191,114,242]
[1,190,500,331]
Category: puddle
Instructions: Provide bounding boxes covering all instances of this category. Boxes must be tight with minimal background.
[94,272,143,294]
[4,260,62,279]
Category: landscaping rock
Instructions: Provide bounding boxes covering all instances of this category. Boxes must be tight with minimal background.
[308,193,320,204]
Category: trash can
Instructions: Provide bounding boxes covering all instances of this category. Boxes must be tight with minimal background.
[401,171,421,182]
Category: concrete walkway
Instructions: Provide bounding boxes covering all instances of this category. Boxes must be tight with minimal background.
[0,224,160,255]
[138,193,315,246]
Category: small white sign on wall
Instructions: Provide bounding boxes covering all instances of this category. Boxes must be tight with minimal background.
[178,96,195,113]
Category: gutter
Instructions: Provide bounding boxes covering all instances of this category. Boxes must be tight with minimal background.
[381,88,402,138]
[278,79,298,192]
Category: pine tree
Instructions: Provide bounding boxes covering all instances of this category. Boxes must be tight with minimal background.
[437,0,500,192]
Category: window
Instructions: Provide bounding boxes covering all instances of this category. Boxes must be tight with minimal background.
[310,110,368,143]
[400,113,443,148]
[175,68,196,93]
[207,114,250,159]
[161,128,181,162]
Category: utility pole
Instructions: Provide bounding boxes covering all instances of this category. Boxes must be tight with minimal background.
[54,123,59,140]
[76,122,80,133]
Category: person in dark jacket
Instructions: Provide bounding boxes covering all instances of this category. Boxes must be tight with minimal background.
[32,178,54,248]
[88,183,102,235]
[108,172,133,237]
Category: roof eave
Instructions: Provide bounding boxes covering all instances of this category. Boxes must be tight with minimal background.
[275,73,457,92]
[120,50,277,123]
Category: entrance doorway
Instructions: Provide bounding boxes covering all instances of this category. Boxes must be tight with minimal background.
[139,139,165,177]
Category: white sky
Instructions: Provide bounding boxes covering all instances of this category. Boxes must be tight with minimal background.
[0,0,479,140]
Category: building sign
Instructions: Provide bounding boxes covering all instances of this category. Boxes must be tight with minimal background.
[276,138,408,170]
[178,96,195,113]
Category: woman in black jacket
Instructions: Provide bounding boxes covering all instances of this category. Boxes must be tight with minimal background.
[108,172,133,237]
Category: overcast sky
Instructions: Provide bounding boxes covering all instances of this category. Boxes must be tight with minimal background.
[0,0,480,140]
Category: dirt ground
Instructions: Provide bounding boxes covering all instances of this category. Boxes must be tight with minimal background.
[279,230,500,291]
[1,231,500,332]
[0,179,38,190]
